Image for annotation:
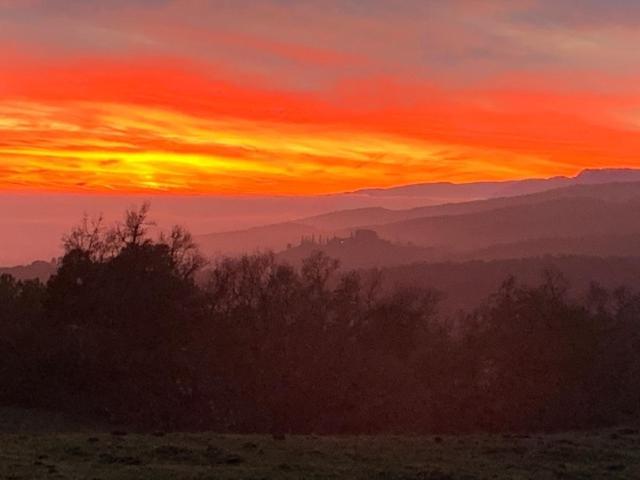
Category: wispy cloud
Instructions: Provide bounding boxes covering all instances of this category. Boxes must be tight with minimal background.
[1,1,640,194]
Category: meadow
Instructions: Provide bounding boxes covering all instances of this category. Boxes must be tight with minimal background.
[1,408,639,480]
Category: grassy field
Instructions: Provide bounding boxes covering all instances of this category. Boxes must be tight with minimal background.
[1,409,640,479]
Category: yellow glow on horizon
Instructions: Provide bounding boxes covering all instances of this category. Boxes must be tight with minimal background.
[0,100,581,195]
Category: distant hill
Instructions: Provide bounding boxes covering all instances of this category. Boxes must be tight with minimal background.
[197,179,640,262]
[354,176,571,200]
[467,234,640,261]
[352,167,640,199]
[5,168,640,266]
[0,260,57,282]
[276,194,640,268]
[301,179,640,231]
[197,222,322,257]
[374,195,640,252]
[277,229,439,268]
[574,168,640,184]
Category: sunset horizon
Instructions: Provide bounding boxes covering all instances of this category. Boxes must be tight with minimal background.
[4,1,640,196]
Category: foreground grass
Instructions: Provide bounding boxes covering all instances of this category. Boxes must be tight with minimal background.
[3,429,640,479]
[1,409,640,479]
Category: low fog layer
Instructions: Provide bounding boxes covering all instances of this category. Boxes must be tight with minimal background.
[2,168,639,266]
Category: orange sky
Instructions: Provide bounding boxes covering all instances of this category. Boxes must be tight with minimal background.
[2,1,640,195]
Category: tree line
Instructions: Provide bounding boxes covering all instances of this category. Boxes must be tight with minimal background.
[1,205,640,433]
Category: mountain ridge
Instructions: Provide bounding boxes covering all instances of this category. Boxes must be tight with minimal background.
[197,178,640,262]
[350,168,640,198]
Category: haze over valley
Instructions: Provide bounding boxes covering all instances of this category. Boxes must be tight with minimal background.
[4,167,640,267]
[7,168,640,318]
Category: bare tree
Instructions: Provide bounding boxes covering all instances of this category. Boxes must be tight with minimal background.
[113,202,155,248]
[161,225,208,279]
[62,213,112,261]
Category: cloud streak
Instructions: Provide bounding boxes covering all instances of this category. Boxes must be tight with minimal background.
[1,1,640,194]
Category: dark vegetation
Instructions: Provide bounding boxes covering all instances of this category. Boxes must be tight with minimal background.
[2,204,640,434]
[381,256,640,314]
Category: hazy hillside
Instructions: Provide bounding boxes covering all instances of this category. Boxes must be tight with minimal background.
[302,180,640,231]
[277,229,439,268]
[354,175,571,200]
[197,222,322,256]
[0,260,56,281]
[12,170,631,266]
[467,234,640,261]
[353,168,640,199]
[375,196,640,252]
[198,180,640,261]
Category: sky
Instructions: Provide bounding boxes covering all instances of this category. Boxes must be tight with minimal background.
[3,0,640,264]
[2,0,640,196]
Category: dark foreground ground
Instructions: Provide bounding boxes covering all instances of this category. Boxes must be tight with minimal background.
[1,409,640,479]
